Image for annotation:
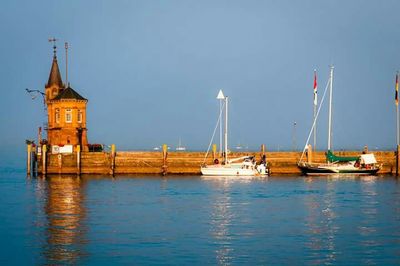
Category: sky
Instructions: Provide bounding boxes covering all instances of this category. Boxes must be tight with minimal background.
[1,0,400,159]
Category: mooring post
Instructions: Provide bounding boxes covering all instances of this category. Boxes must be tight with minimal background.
[212,144,217,160]
[162,144,168,175]
[363,145,369,154]
[32,146,37,176]
[27,143,32,176]
[260,144,266,161]
[110,144,116,176]
[76,145,81,176]
[42,144,47,176]
[307,144,313,164]
[58,153,62,174]
[397,145,400,176]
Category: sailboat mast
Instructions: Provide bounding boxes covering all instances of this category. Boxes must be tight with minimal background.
[225,96,228,163]
[396,72,399,146]
[313,69,317,151]
[216,90,225,155]
[220,99,223,154]
[328,66,334,151]
[313,104,317,150]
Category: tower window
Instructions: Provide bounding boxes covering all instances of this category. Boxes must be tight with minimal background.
[55,109,60,123]
[65,109,72,123]
[77,110,83,123]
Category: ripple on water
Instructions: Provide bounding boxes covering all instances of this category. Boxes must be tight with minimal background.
[0,174,400,265]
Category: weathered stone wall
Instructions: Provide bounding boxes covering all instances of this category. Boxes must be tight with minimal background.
[36,150,396,175]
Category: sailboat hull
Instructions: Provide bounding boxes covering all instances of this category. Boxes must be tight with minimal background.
[201,165,258,176]
[297,163,380,176]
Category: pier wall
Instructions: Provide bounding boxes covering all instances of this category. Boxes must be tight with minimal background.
[35,150,396,175]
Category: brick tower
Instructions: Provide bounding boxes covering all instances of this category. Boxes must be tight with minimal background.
[45,44,88,149]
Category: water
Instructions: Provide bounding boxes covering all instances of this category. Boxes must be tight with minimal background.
[1,172,400,265]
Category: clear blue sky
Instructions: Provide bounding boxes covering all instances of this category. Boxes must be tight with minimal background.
[1,0,399,158]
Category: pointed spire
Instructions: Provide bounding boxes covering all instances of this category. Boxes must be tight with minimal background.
[46,39,64,88]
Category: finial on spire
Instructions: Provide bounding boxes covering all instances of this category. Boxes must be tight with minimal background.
[65,42,69,86]
[48,37,58,58]
[46,37,64,88]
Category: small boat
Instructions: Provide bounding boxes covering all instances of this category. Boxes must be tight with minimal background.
[175,138,186,151]
[298,152,381,175]
[200,90,268,176]
[298,66,381,175]
[235,143,243,150]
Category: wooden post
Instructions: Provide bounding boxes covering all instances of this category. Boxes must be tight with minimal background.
[363,145,368,154]
[32,146,37,176]
[38,127,42,146]
[397,145,400,176]
[212,144,217,160]
[260,144,269,175]
[42,144,47,176]
[162,144,168,175]
[76,145,81,176]
[307,144,313,164]
[27,144,32,176]
[110,144,116,176]
[58,153,62,174]
[260,144,266,161]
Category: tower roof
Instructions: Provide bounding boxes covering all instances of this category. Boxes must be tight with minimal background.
[53,86,87,101]
[46,55,64,88]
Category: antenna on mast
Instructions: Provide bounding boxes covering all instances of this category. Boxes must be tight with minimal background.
[65,42,69,87]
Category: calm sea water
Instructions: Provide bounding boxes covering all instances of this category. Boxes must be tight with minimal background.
[1,172,400,265]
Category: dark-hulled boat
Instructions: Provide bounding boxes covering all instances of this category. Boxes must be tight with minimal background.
[297,66,381,176]
[298,151,381,175]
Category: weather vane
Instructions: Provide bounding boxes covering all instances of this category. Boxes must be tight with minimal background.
[48,37,58,57]
[65,41,69,86]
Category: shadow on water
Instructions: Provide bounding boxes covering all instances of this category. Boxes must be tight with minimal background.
[34,175,87,265]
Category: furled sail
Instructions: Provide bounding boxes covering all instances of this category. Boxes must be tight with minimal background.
[326,150,359,163]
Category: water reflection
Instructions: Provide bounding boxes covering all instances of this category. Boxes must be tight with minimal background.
[203,177,243,265]
[304,178,339,264]
[38,175,87,265]
[202,176,267,264]
[358,176,379,263]
[321,181,339,263]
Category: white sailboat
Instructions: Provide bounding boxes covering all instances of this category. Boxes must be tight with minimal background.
[175,138,186,151]
[201,91,268,176]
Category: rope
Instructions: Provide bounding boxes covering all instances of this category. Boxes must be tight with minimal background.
[202,101,225,165]
[299,77,331,163]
